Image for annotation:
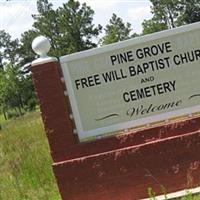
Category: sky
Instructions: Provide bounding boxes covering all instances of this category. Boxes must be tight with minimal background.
[0,0,153,40]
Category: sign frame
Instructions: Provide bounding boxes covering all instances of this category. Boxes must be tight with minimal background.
[60,22,200,140]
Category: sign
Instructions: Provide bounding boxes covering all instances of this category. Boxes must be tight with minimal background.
[60,22,200,140]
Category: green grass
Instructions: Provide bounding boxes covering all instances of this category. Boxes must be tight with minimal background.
[0,112,6,125]
[181,192,200,200]
[0,111,61,200]
[1,111,200,200]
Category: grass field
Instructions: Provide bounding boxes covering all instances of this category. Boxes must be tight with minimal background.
[0,111,200,200]
[0,111,61,200]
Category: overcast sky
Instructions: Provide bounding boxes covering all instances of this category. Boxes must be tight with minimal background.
[0,0,152,40]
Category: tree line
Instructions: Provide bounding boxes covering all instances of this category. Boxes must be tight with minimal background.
[0,0,199,119]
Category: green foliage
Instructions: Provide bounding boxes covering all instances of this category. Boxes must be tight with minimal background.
[181,192,194,200]
[177,0,200,25]
[0,64,36,119]
[100,13,137,45]
[57,0,102,53]
[142,19,167,35]
[18,30,39,66]
[28,0,102,57]
[148,187,156,200]
[181,191,200,200]
[0,65,22,118]
[32,0,60,56]
[0,111,60,200]
[0,0,102,120]
[0,30,19,68]
[142,0,200,35]
[0,28,37,119]
[150,0,181,28]
[147,185,168,200]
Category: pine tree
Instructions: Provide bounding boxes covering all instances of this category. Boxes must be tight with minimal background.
[100,13,137,45]
[142,0,200,35]
[57,0,102,54]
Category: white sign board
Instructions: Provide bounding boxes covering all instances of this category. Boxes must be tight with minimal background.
[60,22,200,141]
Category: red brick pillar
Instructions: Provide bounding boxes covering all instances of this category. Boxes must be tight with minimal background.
[31,36,76,162]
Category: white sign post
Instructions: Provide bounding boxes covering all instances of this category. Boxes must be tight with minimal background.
[60,22,200,141]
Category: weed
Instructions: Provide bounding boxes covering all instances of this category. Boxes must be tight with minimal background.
[148,187,156,200]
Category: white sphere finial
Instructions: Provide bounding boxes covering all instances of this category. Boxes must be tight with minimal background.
[32,35,51,57]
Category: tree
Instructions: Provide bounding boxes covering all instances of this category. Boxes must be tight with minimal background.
[177,0,200,25]
[16,31,39,112]
[0,29,37,119]
[57,0,102,54]
[142,0,200,35]
[142,19,167,35]
[0,30,19,68]
[18,30,39,67]
[0,65,23,119]
[37,0,52,14]
[27,0,102,57]
[150,0,181,29]
[31,0,61,56]
[100,13,137,45]
[141,0,181,35]
[12,0,102,119]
